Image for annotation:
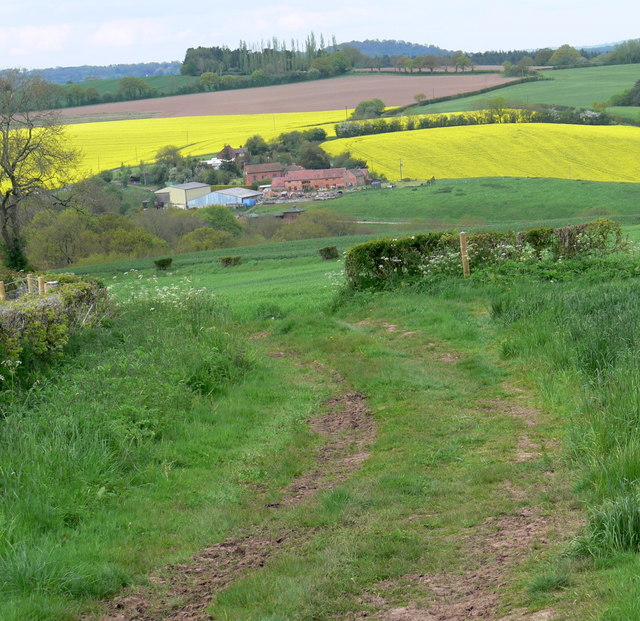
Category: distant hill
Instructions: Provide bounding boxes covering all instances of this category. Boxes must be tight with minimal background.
[337,39,451,58]
[579,41,622,53]
[25,62,181,85]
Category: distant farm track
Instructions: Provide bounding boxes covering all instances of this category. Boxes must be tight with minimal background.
[58,74,516,123]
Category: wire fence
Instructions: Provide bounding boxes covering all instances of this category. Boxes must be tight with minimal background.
[0,275,59,303]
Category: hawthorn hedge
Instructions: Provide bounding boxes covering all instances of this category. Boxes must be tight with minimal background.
[344,219,624,290]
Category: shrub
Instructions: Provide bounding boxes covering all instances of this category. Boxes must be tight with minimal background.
[154,257,173,270]
[344,219,627,290]
[220,256,242,267]
[518,227,556,257]
[556,218,623,258]
[0,277,107,386]
[319,246,339,260]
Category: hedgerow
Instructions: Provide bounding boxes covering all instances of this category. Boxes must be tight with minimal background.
[335,106,613,139]
[344,218,625,290]
[0,274,107,385]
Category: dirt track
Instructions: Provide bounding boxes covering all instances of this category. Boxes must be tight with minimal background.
[58,74,516,122]
[99,386,376,620]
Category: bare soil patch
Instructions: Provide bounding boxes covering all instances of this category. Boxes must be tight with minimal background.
[58,74,517,123]
[98,388,375,620]
[349,389,573,620]
[353,508,561,621]
[280,392,375,506]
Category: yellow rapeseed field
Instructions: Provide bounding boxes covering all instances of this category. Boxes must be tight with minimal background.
[66,110,348,176]
[322,123,640,183]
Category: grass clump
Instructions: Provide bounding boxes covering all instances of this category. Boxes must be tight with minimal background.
[0,285,294,618]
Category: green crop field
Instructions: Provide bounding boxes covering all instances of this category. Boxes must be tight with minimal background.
[412,63,640,119]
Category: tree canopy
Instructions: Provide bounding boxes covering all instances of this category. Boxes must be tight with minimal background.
[0,71,80,269]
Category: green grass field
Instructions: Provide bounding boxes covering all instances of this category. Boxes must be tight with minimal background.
[310,178,640,227]
[411,63,640,119]
[7,173,640,618]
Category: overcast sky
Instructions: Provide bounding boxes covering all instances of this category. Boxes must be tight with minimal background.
[0,0,638,70]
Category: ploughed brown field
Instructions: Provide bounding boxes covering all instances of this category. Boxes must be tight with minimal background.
[58,73,517,123]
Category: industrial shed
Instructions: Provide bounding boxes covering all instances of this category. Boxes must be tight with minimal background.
[187,187,263,208]
[154,182,211,208]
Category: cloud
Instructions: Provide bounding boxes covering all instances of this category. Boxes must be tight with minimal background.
[90,18,170,48]
[0,24,71,58]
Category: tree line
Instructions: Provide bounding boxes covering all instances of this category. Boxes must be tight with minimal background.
[335,102,615,139]
[181,33,351,78]
[21,37,640,111]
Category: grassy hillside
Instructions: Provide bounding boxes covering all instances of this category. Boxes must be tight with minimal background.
[6,207,640,617]
[316,177,640,227]
[322,123,640,182]
[411,64,640,119]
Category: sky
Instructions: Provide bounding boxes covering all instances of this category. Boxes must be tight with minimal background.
[0,0,638,70]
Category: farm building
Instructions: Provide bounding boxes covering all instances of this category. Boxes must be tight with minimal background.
[187,187,263,208]
[271,168,369,192]
[244,162,286,184]
[154,182,211,208]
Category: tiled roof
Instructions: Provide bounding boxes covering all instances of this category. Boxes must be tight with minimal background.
[244,163,285,174]
[280,168,348,182]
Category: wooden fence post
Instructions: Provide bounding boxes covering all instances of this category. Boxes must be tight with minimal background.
[459,231,471,278]
[38,276,46,295]
[0,281,6,302]
[27,273,35,294]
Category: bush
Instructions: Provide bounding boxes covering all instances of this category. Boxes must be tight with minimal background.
[319,246,339,260]
[154,257,173,270]
[0,277,107,387]
[220,256,242,267]
[344,219,626,290]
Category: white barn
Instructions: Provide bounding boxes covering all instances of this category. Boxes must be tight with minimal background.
[187,187,263,208]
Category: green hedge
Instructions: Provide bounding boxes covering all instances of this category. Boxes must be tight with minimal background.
[344,219,624,290]
[0,275,107,385]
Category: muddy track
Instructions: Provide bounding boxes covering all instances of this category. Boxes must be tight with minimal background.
[100,389,375,620]
[351,391,574,621]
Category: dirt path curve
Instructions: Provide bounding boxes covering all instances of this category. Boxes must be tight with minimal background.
[353,392,572,621]
[100,387,375,620]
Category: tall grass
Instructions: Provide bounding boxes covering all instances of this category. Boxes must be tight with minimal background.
[492,277,640,556]
[0,287,262,617]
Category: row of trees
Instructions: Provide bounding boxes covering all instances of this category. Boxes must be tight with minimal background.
[29,37,640,112]
[181,34,352,78]
[24,200,362,269]
[335,102,613,139]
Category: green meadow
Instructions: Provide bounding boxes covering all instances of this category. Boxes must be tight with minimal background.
[309,178,640,228]
[413,63,640,119]
[4,174,640,619]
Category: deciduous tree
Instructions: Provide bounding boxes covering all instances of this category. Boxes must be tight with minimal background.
[0,71,79,268]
